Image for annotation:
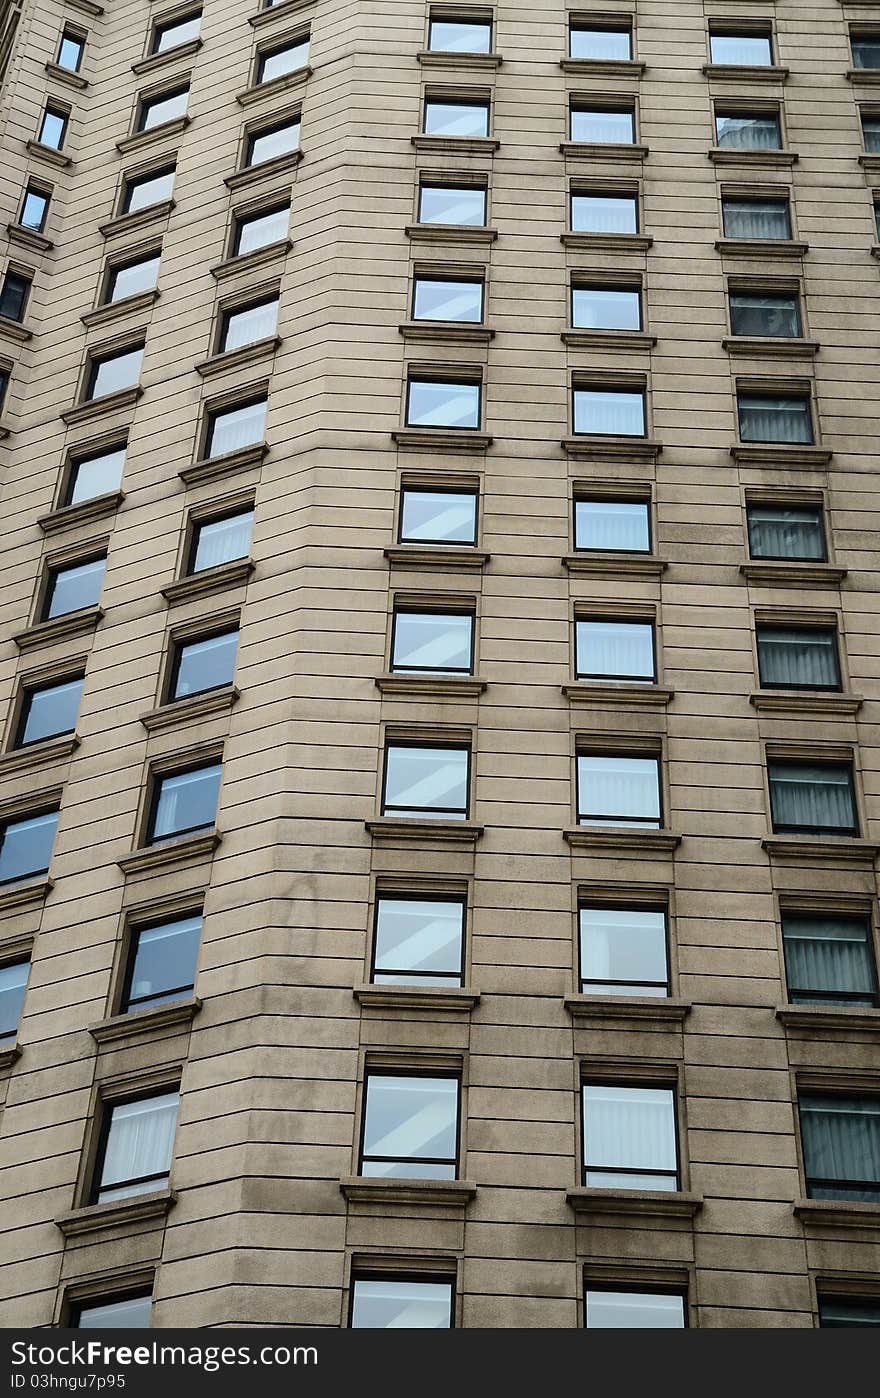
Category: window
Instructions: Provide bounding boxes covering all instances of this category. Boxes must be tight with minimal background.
[38,105,68,149]
[573,386,645,436]
[585,1288,685,1329]
[205,397,267,458]
[169,628,239,700]
[20,185,50,232]
[189,508,254,573]
[575,618,655,682]
[57,28,85,71]
[819,1297,880,1327]
[122,913,202,1012]
[218,297,279,353]
[582,1082,679,1189]
[572,283,641,331]
[737,393,813,444]
[569,25,632,61]
[417,182,487,227]
[413,277,483,324]
[756,625,840,690]
[574,497,650,553]
[423,99,490,139]
[406,377,481,430]
[233,201,290,255]
[799,1093,880,1201]
[0,961,29,1043]
[85,344,144,400]
[862,116,880,153]
[570,105,635,144]
[65,443,126,506]
[852,33,880,70]
[257,35,310,83]
[372,894,465,986]
[0,808,59,886]
[577,753,662,828]
[121,165,175,214]
[428,14,492,54]
[768,759,858,836]
[93,1090,179,1202]
[382,743,470,820]
[391,609,473,674]
[715,110,782,151]
[722,196,791,241]
[729,291,800,338]
[710,31,773,66]
[571,191,638,234]
[0,368,8,415]
[72,1293,152,1329]
[399,487,478,546]
[746,502,826,561]
[351,1275,453,1329]
[147,761,222,844]
[579,905,669,997]
[245,117,301,167]
[16,675,84,747]
[0,270,31,323]
[136,86,189,133]
[105,252,160,305]
[152,9,201,54]
[782,912,879,1008]
[43,555,106,620]
[360,1073,459,1178]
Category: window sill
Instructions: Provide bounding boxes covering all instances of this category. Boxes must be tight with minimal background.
[375,673,487,698]
[81,290,160,330]
[703,63,789,82]
[731,444,832,467]
[61,387,143,427]
[44,61,88,91]
[194,336,281,378]
[708,146,798,167]
[793,1198,880,1230]
[563,552,666,579]
[563,436,662,462]
[13,606,103,652]
[66,0,103,15]
[417,51,502,71]
[56,1189,176,1239]
[565,994,691,1023]
[0,735,79,777]
[560,231,652,252]
[716,238,809,258]
[399,321,495,345]
[847,67,880,85]
[750,691,862,716]
[224,150,302,191]
[236,67,312,106]
[739,561,847,586]
[249,0,314,26]
[5,223,53,253]
[89,996,202,1045]
[411,135,500,156]
[776,1004,880,1034]
[179,444,268,487]
[405,223,498,245]
[563,682,673,708]
[365,818,484,846]
[0,316,32,344]
[116,116,191,156]
[353,985,480,1012]
[723,336,819,358]
[392,428,493,452]
[564,828,682,855]
[762,835,880,864]
[132,39,202,77]
[559,141,649,162]
[99,200,176,241]
[38,490,125,535]
[117,831,221,877]
[211,239,293,281]
[562,328,656,350]
[25,139,72,169]
[0,1044,21,1071]
[858,153,880,171]
[162,559,255,607]
[384,545,489,572]
[567,1187,703,1220]
[339,1177,477,1208]
[0,878,52,915]
[140,686,239,731]
[560,58,646,77]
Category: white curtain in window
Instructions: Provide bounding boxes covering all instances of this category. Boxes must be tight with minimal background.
[578,755,660,824]
[748,507,823,560]
[724,202,789,239]
[385,747,467,816]
[195,513,253,570]
[576,500,648,551]
[577,621,653,678]
[352,1280,451,1329]
[583,1085,676,1172]
[99,1092,179,1200]
[154,765,221,838]
[758,629,837,687]
[571,196,637,234]
[574,390,644,436]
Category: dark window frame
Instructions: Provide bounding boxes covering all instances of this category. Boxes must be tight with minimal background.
[244,115,302,168]
[166,625,239,703]
[422,96,491,138]
[202,395,268,460]
[57,27,86,72]
[255,31,310,85]
[0,806,59,887]
[397,485,480,547]
[119,911,202,1013]
[89,1087,179,1204]
[574,615,657,683]
[756,624,841,692]
[578,901,671,997]
[768,758,860,837]
[103,249,161,307]
[39,104,70,149]
[569,101,637,144]
[390,606,476,675]
[728,286,802,339]
[576,749,664,828]
[84,344,144,402]
[721,194,792,241]
[40,552,106,622]
[358,1067,463,1178]
[736,391,815,445]
[417,179,488,227]
[427,11,493,54]
[581,1077,682,1190]
[571,280,643,331]
[135,84,189,135]
[62,439,127,509]
[583,1282,688,1328]
[370,891,467,987]
[714,106,783,150]
[569,186,640,234]
[231,200,291,256]
[405,375,483,431]
[568,22,634,61]
[852,31,880,70]
[573,494,652,554]
[411,274,485,324]
[69,1288,153,1329]
[120,163,176,216]
[13,671,84,750]
[745,499,827,562]
[0,956,30,1042]
[144,759,222,846]
[798,1092,880,1201]
[19,183,51,233]
[216,296,279,354]
[0,269,32,324]
[150,8,202,56]
[709,27,775,66]
[818,1294,880,1327]
[571,383,647,438]
[185,505,255,576]
[781,909,880,1008]
[348,1270,456,1329]
[380,740,472,820]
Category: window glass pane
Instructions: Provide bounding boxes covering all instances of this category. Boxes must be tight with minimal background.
[351,1278,452,1329]
[746,505,825,560]
[124,167,175,214]
[247,120,300,166]
[140,89,188,131]
[577,754,660,827]
[570,27,632,60]
[722,199,790,240]
[99,1092,179,1201]
[710,33,773,65]
[757,627,839,689]
[428,19,491,53]
[361,1074,458,1178]
[715,113,781,150]
[125,915,202,1010]
[21,188,49,231]
[58,33,84,70]
[392,612,472,673]
[574,499,650,552]
[585,1291,685,1328]
[413,278,482,323]
[571,108,634,143]
[75,1295,152,1329]
[782,915,877,1007]
[583,1084,678,1189]
[19,676,83,746]
[0,274,30,322]
[800,1094,880,1201]
[384,745,468,819]
[574,389,645,436]
[172,629,238,699]
[419,184,486,226]
[0,962,28,1041]
[407,379,480,429]
[155,12,201,53]
[89,347,143,399]
[0,810,59,885]
[424,101,489,138]
[853,36,880,70]
[400,489,478,545]
[191,510,254,571]
[151,764,221,841]
[220,299,279,352]
[40,108,66,148]
[738,395,812,444]
[259,37,310,82]
[374,897,464,985]
[819,1298,880,1327]
[580,907,668,996]
[768,762,856,834]
[235,203,290,255]
[572,286,641,331]
[45,557,105,618]
[68,446,126,505]
[108,255,160,304]
[571,194,638,234]
[207,399,267,457]
[864,119,880,153]
[576,620,654,681]
[729,294,799,337]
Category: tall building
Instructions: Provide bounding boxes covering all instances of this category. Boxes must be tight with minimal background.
[1,0,880,1331]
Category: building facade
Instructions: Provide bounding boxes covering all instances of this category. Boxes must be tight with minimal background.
[0,0,880,1329]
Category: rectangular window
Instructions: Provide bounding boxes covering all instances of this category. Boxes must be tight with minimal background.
[577,753,662,828]
[147,762,222,843]
[205,398,267,459]
[569,26,632,61]
[710,31,773,65]
[576,619,655,682]
[372,895,465,986]
[391,610,473,674]
[571,191,638,234]
[189,508,254,573]
[574,497,650,553]
[413,277,483,323]
[746,503,826,561]
[66,443,126,506]
[351,1275,453,1329]
[0,271,31,323]
[579,905,669,997]
[819,1297,880,1327]
[152,10,201,54]
[428,16,492,54]
[137,87,188,133]
[122,165,175,214]
[0,368,8,415]
[20,185,50,232]
[360,1073,459,1178]
[16,675,84,747]
[0,808,59,886]
[233,201,290,255]
[582,1082,679,1189]
[245,117,301,167]
[257,36,310,83]
[106,252,160,305]
[585,1288,685,1329]
[722,197,791,241]
[94,1091,179,1202]
[169,628,238,700]
[768,760,858,836]
[218,297,279,353]
[800,1094,880,1201]
[0,961,29,1042]
[73,1294,152,1329]
[729,292,800,338]
[38,105,68,149]
[399,487,478,546]
[86,345,143,400]
[418,182,487,227]
[570,105,635,144]
[738,394,813,445]
[122,913,202,1012]
[406,377,481,430]
[863,116,880,153]
[43,556,106,619]
[57,28,85,70]
[573,387,645,436]
[782,913,879,1008]
[383,743,470,820]
[852,34,880,70]
[572,284,641,331]
[756,626,840,690]
[424,99,490,139]
[715,110,781,151]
